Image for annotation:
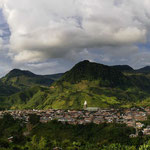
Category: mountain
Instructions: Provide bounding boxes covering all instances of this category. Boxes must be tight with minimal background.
[1,69,53,91]
[136,66,150,73]
[5,69,64,80]
[58,60,132,88]
[112,65,134,72]
[1,60,149,110]
[5,69,36,78]
[2,60,150,110]
[0,69,63,97]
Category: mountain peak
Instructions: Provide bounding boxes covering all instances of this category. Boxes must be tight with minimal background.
[58,60,130,87]
[6,69,36,78]
[74,60,90,67]
[79,60,90,63]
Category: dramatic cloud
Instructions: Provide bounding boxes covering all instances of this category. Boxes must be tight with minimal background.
[15,59,74,75]
[0,0,150,76]
[0,0,150,62]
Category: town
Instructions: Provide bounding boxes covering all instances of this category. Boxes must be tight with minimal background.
[1,106,150,137]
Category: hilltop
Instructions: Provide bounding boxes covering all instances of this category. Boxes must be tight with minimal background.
[58,60,131,88]
[0,69,63,97]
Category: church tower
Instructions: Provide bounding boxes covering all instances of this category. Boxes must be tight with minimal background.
[84,101,87,109]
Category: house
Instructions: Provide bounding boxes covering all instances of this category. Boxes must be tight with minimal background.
[136,122,144,129]
[129,134,138,138]
[86,107,100,111]
[143,126,150,135]
[8,136,13,143]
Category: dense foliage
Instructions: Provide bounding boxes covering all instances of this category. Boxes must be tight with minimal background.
[0,114,150,150]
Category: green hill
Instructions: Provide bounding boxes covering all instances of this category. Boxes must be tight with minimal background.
[2,60,150,110]
[1,69,53,90]
[0,69,63,97]
[59,60,133,88]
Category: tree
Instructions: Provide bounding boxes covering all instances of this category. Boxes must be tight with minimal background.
[138,130,143,137]
[2,113,15,126]
[28,114,40,125]
[39,137,47,150]
[25,135,38,150]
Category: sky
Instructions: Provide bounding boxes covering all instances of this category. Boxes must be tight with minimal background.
[0,0,150,77]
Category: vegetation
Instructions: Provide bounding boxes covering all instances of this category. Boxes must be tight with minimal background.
[1,114,150,150]
[2,60,150,109]
[0,69,63,92]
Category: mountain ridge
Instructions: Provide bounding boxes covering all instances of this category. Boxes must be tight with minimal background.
[112,65,134,72]
[0,69,63,97]
[1,60,150,109]
[58,60,132,88]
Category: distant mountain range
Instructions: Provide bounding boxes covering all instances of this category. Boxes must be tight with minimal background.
[112,65,150,73]
[1,60,150,110]
[136,66,150,73]
[112,65,134,72]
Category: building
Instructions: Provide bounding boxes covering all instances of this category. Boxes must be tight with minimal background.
[84,101,87,109]
[86,107,100,111]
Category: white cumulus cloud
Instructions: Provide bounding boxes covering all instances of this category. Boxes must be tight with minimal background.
[0,0,150,63]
